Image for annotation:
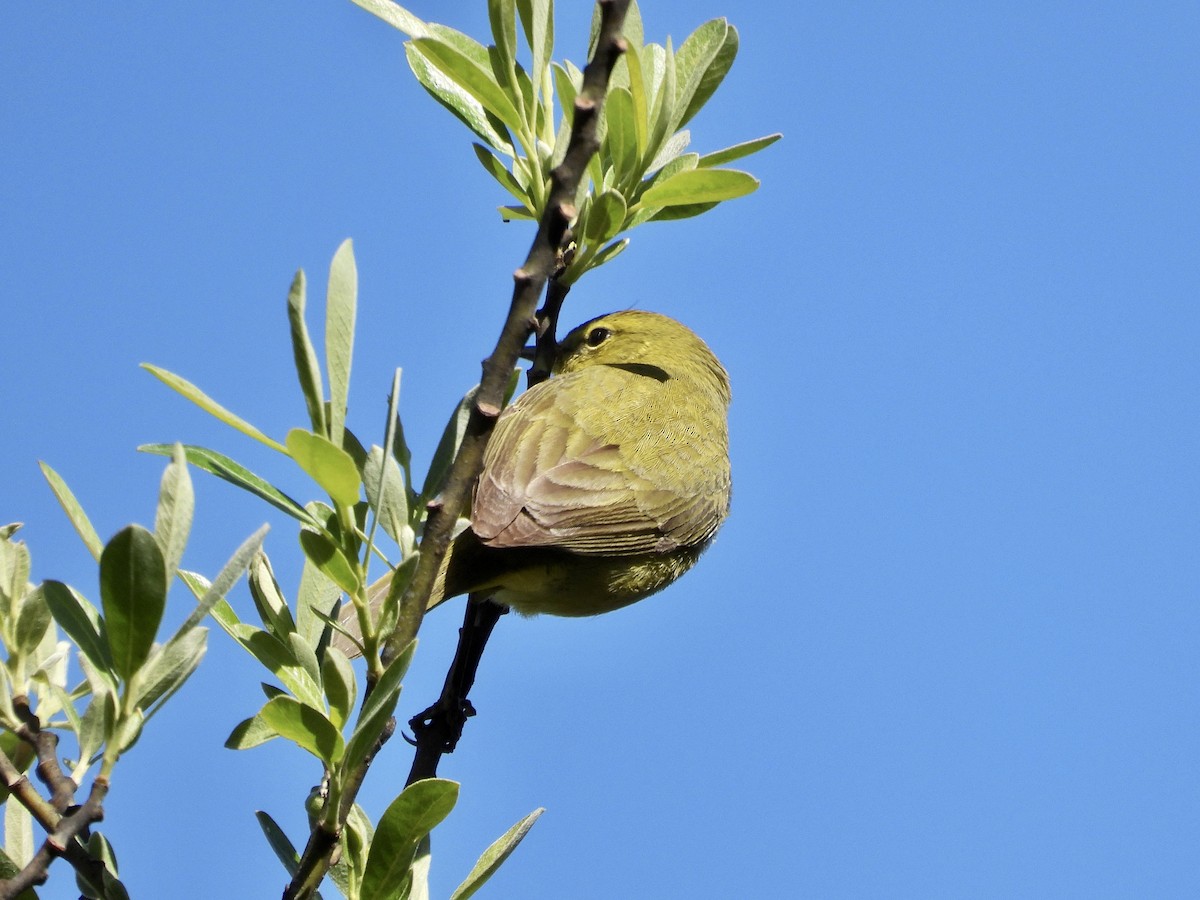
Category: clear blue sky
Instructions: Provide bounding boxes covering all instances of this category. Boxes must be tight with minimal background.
[3,2,1198,897]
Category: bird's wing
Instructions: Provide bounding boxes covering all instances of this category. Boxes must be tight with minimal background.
[471,367,728,556]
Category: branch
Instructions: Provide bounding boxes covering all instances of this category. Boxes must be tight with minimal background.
[283,5,631,898]
[382,0,631,665]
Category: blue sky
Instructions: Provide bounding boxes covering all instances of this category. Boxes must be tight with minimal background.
[3,1,1198,897]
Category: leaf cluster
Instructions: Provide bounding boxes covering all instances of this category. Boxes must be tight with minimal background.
[353,0,779,283]
[0,449,262,898]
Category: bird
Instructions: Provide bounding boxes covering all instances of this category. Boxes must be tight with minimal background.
[337,309,730,653]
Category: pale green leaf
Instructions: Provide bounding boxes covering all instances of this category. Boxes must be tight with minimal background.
[411,37,522,134]
[639,167,759,208]
[322,646,357,731]
[139,443,316,526]
[287,268,328,437]
[326,239,357,447]
[38,462,103,561]
[450,808,545,900]
[154,444,194,576]
[141,365,286,453]
[698,132,782,168]
[257,810,301,877]
[298,530,361,595]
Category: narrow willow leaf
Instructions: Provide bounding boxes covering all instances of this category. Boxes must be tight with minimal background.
[638,167,759,208]
[141,365,287,453]
[515,0,552,105]
[257,810,301,877]
[646,38,676,168]
[287,269,328,437]
[676,21,739,130]
[176,525,268,637]
[364,446,410,547]
[287,429,362,510]
[342,639,415,775]
[259,696,344,765]
[647,128,691,173]
[498,203,537,222]
[648,199,719,222]
[154,444,194,576]
[604,87,637,182]
[348,0,429,38]
[322,646,356,731]
[472,144,528,200]
[361,779,460,900]
[38,462,104,561]
[243,631,324,709]
[326,239,357,448]
[0,528,28,617]
[99,526,167,681]
[295,555,341,646]
[487,0,517,76]
[698,132,782,168]
[13,586,51,654]
[450,808,545,900]
[298,530,361,595]
[140,444,316,526]
[411,38,523,134]
[406,44,514,154]
[112,707,145,754]
[287,633,322,696]
[248,552,296,637]
[225,712,280,750]
[130,626,207,714]
[624,44,649,157]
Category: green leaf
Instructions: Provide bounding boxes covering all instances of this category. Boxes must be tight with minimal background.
[77,693,108,768]
[175,524,268,635]
[295,555,342,647]
[243,631,324,709]
[0,527,29,618]
[129,626,206,715]
[472,143,528,200]
[342,639,415,775]
[348,0,429,38]
[298,530,361,595]
[604,87,637,181]
[326,239,357,448]
[141,365,287,454]
[154,444,194,577]
[450,808,545,900]
[13,586,51,654]
[638,167,759,208]
[99,526,167,681]
[647,128,691,173]
[259,696,344,765]
[583,189,627,245]
[287,268,328,437]
[406,43,514,155]
[698,132,782,168]
[139,443,316,526]
[38,462,104,561]
[361,779,460,900]
[411,37,523,134]
[487,0,517,75]
[515,0,553,109]
[364,446,410,548]
[256,810,301,877]
[321,646,357,731]
[225,713,279,750]
[675,20,739,130]
[287,429,362,510]
[498,203,537,222]
[111,707,145,754]
[4,799,33,870]
[248,552,296,637]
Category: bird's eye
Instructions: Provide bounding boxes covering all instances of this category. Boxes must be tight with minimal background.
[585,327,611,347]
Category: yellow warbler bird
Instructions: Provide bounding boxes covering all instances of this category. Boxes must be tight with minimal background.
[339,310,730,651]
